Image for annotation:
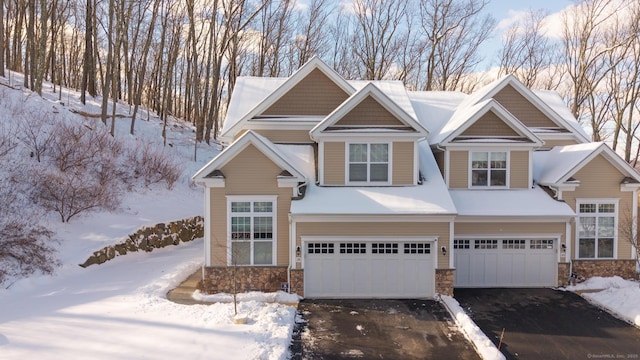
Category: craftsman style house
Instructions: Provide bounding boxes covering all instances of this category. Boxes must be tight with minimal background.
[193,57,640,298]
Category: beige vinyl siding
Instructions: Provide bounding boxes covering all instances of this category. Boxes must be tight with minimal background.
[455,222,566,248]
[323,142,345,185]
[209,144,292,266]
[509,150,530,188]
[296,221,452,268]
[392,142,414,185]
[561,154,634,259]
[540,139,580,148]
[334,96,406,127]
[262,68,349,116]
[493,85,559,128]
[449,150,469,188]
[209,187,227,266]
[253,129,313,143]
[459,111,520,137]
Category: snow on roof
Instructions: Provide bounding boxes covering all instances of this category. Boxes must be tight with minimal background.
[533,142,602,184]
[449,187,575,217]
[427,98,493,144]
[409,91,467,136]
[349,80,419,120]
[534,90,590,141]
[275,144,315,179]
[290,140,456,215]
[221,76,286,136]
[290,183,457,215]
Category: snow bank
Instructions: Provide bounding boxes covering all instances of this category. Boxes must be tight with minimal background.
[440,296,505,360]
[566,276,640,327]
[194,290,302,304]
[0,240,297,360]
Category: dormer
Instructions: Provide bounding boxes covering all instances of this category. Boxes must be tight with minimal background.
[430,99,542,190]
[310,83,428,187]
[462,75,590,146]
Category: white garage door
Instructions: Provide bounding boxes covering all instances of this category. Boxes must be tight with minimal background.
[304,241,435,298]
[454,239,557,287]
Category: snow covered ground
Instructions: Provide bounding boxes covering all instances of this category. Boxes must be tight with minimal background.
[0,75,297,359]
[566,276,640,327]
[0,240,297,360]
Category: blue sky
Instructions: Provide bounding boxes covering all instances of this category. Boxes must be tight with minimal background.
[481,0,575,68]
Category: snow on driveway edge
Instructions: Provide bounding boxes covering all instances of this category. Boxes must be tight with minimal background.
[440,295,505,360]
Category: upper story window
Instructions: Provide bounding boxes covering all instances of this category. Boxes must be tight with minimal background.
[348,143,389,183]
[471,151,507,187]
[577,201,616,259]
[228,197,276,265]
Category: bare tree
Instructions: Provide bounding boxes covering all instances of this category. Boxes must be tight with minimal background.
[290,0,333,69]
[417,0,495,91]
[619,208,640,279]
[349,0,408,80]
[609,4,640,163]
[498,9,558,88]
[0,0,5,77]
[81,0,97,104]
[560,0,630,140]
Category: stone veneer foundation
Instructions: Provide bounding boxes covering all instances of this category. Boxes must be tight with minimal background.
[435,269,455,296]
[203,266,289,294]
[557,263,571,287]
[202,267,307,295]
[571,259,637,280]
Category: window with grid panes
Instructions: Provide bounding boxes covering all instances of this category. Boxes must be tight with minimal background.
[229,200,275,265]
[577,202,615,258]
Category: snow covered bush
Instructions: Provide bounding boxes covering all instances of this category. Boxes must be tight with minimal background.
[48,121,123,174]
[32,169,121,223]
[0,219,59,286]
[16,108,56,162]
[0,177,59,286]
[127,141,182,189]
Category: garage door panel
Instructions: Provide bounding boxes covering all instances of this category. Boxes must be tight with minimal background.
[455,239,556,288]
[305,241,435,298]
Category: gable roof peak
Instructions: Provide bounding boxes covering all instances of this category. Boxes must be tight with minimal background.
[193,130,308,184]
[219,57,355,142]
[309,81,429,139]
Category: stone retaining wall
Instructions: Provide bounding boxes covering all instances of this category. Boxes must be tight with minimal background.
[571,259,637,280]
[80,216,204,267]
[436,269,455,296]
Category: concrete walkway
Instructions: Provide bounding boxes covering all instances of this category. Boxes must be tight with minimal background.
[166,269,211,305]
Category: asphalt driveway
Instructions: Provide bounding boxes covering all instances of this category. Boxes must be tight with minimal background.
[291,299,480,359]
[454,288,640,360]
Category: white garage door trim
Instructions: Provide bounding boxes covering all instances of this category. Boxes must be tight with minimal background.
[302,236,436,299]
[454,235,558,288]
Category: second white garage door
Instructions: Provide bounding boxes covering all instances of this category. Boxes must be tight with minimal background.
[454,238,557,287]
[304,240,436,298]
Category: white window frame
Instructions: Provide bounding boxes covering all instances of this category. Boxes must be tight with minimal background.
[345,142,392,185]
[469,150,509,188]
[576,199,618,260]
[226,195,277,266]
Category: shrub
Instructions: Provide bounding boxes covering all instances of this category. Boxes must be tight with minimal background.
[48,121,122,173]
[127,141,183,189]
[32,169,121,223]
[15,108,55,162]
[0,220,59,286]
[0,183,59,286]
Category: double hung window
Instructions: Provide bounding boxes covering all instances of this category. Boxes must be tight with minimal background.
[577,201,616,258]
[228,198,276,265]
[348,143,389,183]
[471,151,507,187]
